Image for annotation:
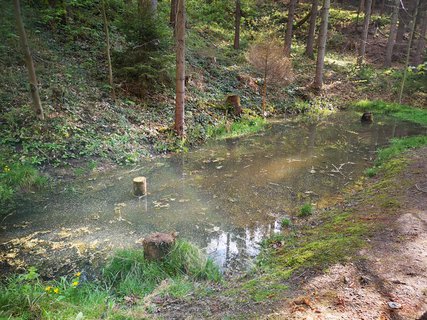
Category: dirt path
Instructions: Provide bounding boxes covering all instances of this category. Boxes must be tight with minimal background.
[266,149,427,320]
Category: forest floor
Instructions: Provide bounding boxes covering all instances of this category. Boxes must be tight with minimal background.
[149,148,427,320]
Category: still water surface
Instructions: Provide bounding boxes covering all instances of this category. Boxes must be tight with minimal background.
[2,112,425,271]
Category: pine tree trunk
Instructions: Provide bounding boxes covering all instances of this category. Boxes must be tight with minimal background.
[357,0,373,65]
[313,0,330,90]
[13,0,44,120]
[306,0,319,59]
[284,0,298,57]
[384,0,400,67]
[413,8,427,66]
[175,0,185,136]
[170,0,177,27]
[398,0,420,103]
[102,0,115,101]
[233,0,241,50]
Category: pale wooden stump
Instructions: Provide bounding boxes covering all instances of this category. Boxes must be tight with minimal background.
[133,176,147,196]
[143,232,176,261]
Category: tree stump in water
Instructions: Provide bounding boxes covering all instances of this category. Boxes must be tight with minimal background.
[133,176,147,196]
[361,112,373,123]
[225,95,242,116]
[143,232,176,261]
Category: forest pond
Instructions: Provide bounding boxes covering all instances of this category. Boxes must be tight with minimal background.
[1,111,426,275]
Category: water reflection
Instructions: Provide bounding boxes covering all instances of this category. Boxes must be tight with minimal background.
[1,112,425,271]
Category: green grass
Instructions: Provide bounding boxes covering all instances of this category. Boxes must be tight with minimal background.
[103,240,221,297]
[207,116,267,140]
[0,160,47,211]
[353,100,427,126]
[298,203,313,217]
[0,240,221,319]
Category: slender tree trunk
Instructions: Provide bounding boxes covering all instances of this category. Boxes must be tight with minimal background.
[384,0,400,67]
[356,0,365,30]
[413,8,427,66]
[306,0,319,59]
[380,0,386,15]
[284,0,298,57]
[313,0,330,90]
[175,0,185,136]
[262,71,267,116]
[14,0,44,120]
[233,0,241,50]
[357,0,373,65]
[395,9,406,44]
[170,0,177,27]
[102,0,115,101]
[399,0,420,103]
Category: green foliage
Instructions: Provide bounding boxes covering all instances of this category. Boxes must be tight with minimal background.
[353,100,427,126]
[207,116,267,140]
[376,136,427,165]
[0,157,47,209]
[281,218,292,228]
[298,203,313,217]
[103,240,221,297]
[0,268,111,320]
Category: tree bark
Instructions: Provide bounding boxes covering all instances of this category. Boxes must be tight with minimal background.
[170,0,177,27]
[384,0,400,67]
[284,0,298,57]
[102,0,116,101]
[306,0,319,59]
[357,0,373,65]
[413,7,427,66]
[313,0,330,90]
[14,0,44,120]
[133,176,147,196]
[356,0,365,30]
[398,0,420,103]
[175,0,185,136]
[233,0,241,50]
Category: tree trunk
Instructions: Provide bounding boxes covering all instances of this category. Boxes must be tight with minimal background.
[102,0,116,101]
[313,0,330,90]
[380,0,386,15]
[357,0,373,65]
[170,0,177,27]
[133,176,147,196]
[143,233,176,261]
[175,0,185,136]
[233,0,241,50]
[262,75,267,116]
[398,0,420,103]
[306,0,319,59]
[413,7,426,66]
[284,0,298,57]
[13,0,44,120]
[356,0,365,30]
[384,0,400,67]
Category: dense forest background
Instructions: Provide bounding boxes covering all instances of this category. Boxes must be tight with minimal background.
[0,0,426,202]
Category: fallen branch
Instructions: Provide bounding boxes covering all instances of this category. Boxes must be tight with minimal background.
[415,183,427,193]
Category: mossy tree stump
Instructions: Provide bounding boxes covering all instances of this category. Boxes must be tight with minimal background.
[143,232,176,261]
[133,176,147,196]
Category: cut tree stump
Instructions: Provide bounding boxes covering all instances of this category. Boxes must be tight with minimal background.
[361,112,373,123]
[143,232,176,261]
[133,176,147,196]
[225,95,242,116]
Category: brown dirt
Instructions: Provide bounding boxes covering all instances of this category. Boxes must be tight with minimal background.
[265,149,427,320]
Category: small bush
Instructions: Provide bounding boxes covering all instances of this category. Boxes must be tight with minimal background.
[298,203,313,217]
[281,218,292,228]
